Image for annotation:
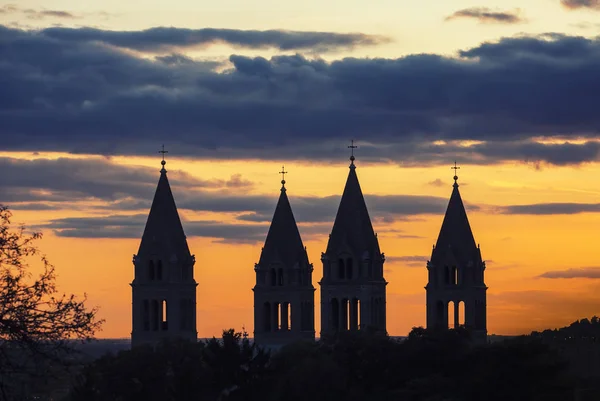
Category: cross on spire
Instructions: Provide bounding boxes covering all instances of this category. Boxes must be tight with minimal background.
[452,160,460,185]
[348,140,357,164]
[159,145,168,170]
[280,165,288,189]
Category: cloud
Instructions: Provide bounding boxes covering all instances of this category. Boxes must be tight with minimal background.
[445,7,524,24]
[561,0,600,11]
[385,255,428,267]
[0,157,255,208]
[3,26,600,165]
[39,214,270,244]
[428,179,445,187]
[499,202,600,215]
[538,267,600,279]
[0,4,77,19]
[39,26,389,53]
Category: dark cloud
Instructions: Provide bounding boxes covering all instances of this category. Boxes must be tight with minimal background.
[40,26,388,53]
[3,26,600,166]
[445,7,524,24]
[500,202,600,215]
[538,267,600,279]
[39,214,270,244]
[385,255,428,267]
[0,5,77,19]
[428,179,445,187]
[0,157,254,208]
[561,0,600,11]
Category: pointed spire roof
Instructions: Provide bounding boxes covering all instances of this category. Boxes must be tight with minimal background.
[258,171,308,268]
[431,169,480,267]
[326,154,380,258]
[137,158,190,258]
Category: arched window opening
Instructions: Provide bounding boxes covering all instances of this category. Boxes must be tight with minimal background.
[448,300,457,329]
[338,259,345,279]
[272,302,281,330]
[270,269,277,286]
[435,300,445,328]
[157,260,163,280]
[444,266,450,285]
[151,300,159,331]
[142,300,150,331]
[346,258,353,280]
[331,299,340,331]
[148,261,155,280]
[278,268,284,286]
[263,302,271,332]
[350,298,359,330]
[340,298,349,330]
[458,301,465,327]
[357,299,361,329]
[452,266,458,285]
[161,299,168,330]
[281,302,290,330]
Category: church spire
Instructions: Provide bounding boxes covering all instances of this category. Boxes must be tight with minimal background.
[258,168,308,269]
[137,147,190,259]
[131,148,197,348]
[325,143,379,258]
[431,163,479,269]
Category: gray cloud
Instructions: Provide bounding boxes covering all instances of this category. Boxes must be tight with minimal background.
[500,202,600,215]
[0,157,256,209]
[446,7,524,23]
[0,4,77,19]
[561,0,600,10]
[40,26,389,53]
[385,255,428,267]
[428,179,445,187]
[538,267,600,279]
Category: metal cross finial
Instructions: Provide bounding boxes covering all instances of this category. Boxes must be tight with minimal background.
[158,145,168,168]
[452,160,460,184]
[348,139,357,163]
[280,165,288,188]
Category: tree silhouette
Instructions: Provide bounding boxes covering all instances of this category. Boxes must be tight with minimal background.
[0,205,103,399]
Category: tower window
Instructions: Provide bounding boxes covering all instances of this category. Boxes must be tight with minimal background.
[142,300,150,331]
[278,268,284,286]
[151,300,159,331]
[452,266,458,286]
[263,302,271,332]
[157,260,163,280]
[161,299,168,331]
[270,269,276,286]
[444,266,450,284]
[148,261,155,280]
[338,259,345,280]
[346,258,353,280]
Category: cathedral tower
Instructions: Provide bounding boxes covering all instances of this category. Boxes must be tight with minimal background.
[320,144,387,336]
[131,152,197,347]
[426,164,487,342]
[253,168,315,346]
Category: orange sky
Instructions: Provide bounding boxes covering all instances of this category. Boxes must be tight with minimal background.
[6,152,600,338]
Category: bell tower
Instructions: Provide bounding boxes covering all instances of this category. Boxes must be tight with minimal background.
[253,167,315,346]
[426,163,487,343]
[320,142,387,336]
[131,148,197,347]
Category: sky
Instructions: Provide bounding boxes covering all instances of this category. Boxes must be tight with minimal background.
[2,0,600,338]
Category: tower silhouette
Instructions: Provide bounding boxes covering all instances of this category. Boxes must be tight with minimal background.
[253,167,315,346]
[320,143,387,336]
[131,150,197,347]
[426,164,487,343]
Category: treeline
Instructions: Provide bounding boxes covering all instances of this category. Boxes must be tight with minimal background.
[65,327,583,401]
[532,316,600,342]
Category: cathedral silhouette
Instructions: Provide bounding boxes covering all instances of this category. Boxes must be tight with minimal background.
[130,144,487,347]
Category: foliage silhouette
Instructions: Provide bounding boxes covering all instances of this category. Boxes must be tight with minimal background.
[0,205,103,400]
